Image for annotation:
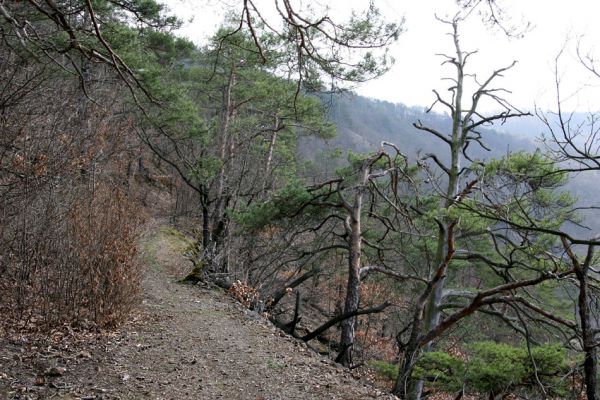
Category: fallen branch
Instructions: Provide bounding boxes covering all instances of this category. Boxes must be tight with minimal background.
[301,301,391,342]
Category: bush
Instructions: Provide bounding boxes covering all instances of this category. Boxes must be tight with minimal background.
[412,351,465,392]
[467,342,569,397]
[0,184,142,329]
[467,342,528,395]
[369,360,399,381]
[411,342,570,399]
[0,72,144,329]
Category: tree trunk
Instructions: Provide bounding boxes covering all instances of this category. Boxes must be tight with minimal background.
[339,209,362,367]
[263,115,279,192]
[202,201,210,250]
[395,318,425,398]
[563,238,598,400]
[578,269,597,400]
[394,223,457,399]
[407,22,465,398]
[210,63,236,273]
[423,228,449,340]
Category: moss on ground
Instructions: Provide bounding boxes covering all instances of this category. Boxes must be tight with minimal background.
[140,225,196,274]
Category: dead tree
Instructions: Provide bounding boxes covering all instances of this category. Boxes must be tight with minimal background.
[392,14,530,399]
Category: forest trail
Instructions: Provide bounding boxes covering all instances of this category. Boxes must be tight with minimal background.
[0,224,396,400]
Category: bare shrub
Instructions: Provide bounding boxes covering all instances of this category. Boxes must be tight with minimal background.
[0,47,144,330]
[0,155,143,330]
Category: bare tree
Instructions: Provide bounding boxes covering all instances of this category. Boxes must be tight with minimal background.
[390,14,530,398]
[527,45,600,400]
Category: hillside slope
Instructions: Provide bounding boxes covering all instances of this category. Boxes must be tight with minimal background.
[301,94,600,236]
[0,224,396,400]
[300,94,537,163]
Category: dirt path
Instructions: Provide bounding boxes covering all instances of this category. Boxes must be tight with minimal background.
[1,226,396,400]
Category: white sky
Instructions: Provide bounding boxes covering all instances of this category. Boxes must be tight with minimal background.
[166,0,600,113]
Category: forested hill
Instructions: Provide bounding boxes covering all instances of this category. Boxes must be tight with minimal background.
[6,0,600,397]
[301,94,537,162]
[302,93,600,237]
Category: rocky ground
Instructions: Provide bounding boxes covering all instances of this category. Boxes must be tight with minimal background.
[0,225,398,400]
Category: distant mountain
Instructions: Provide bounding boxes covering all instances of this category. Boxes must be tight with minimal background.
[301,93,536,164]
[300,93,600,238]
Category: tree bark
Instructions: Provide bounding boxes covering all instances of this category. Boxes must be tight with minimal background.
[395,317,425,398]
[263,115,279,192]
[562,237,598,400]
[402,19,465,400]
[209,63,236,273]
[337,152,385,367]
[577,265,597,400]
[393,223,456,399]
[339,209,362,367]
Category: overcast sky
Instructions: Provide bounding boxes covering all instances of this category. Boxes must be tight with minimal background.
[166,0,600,113]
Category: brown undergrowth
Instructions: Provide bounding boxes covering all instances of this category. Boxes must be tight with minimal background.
[0,184,143,331]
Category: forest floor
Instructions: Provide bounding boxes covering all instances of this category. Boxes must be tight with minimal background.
[0,224,398,400]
